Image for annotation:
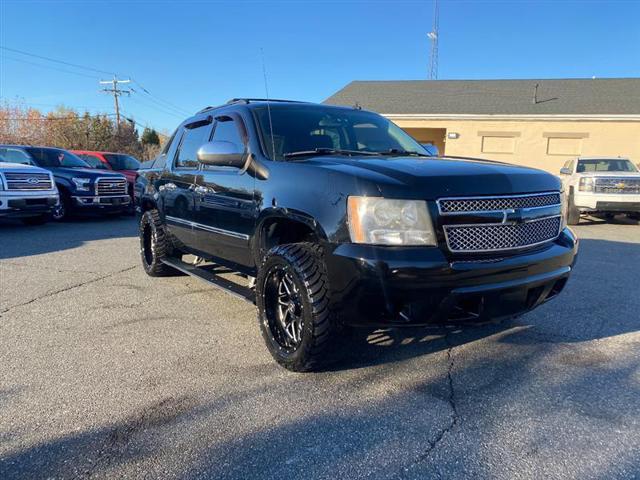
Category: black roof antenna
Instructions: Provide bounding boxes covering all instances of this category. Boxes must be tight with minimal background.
[261,48,276,160]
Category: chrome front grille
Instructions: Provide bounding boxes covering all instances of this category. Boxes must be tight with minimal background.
[96,177,127,196]
[438,192,561,214]
[438,191,563,253]
[3,172,53,191]
[444,216,562,253]
[594,177,640,194]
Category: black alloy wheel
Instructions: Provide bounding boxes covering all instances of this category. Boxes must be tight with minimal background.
[264,267,304,352]
[257,243,333,372]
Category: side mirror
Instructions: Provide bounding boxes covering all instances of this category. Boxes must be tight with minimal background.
[559,167,571,175]
[197,141,247,168]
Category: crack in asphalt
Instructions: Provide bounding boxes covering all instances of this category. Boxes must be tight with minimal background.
[0,260,104,275]
[0,265,138,316]
[399,334,460,478]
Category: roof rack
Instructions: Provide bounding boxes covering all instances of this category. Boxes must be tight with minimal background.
[196,98,307,115]
[225,98,307,105]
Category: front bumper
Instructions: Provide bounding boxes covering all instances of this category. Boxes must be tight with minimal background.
[71,195,130,211]
[0,192,59,218]
[574,192,640,213]
[324,228,578,326]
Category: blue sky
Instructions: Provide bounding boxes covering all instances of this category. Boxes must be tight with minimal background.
[1,0,639,133]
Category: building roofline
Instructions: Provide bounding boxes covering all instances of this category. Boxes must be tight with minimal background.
[383,113,640,122]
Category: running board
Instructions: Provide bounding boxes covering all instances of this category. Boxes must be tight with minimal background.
[161,258,255,303]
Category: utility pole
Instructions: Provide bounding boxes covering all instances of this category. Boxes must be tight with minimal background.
[99,77,131,128]
[427,0,439,80]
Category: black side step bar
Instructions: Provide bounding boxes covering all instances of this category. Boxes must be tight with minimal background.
[161,258,255,303]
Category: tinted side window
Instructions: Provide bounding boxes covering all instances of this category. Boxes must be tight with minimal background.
[211,118,244,147]
[175,124,211,168]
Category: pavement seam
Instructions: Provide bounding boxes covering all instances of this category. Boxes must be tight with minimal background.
[399,334,460,478]
[0,265,137,316]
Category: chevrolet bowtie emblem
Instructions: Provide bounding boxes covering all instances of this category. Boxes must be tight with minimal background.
[502,208,517,224]
[615,182,626,189]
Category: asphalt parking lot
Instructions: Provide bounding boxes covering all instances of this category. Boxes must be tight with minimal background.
[1,216,639,479]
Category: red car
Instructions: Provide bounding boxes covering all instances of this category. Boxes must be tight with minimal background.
[71,150,140,185]
[72,151,140,212]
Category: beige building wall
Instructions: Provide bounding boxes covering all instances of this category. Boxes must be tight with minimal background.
[390,117,640,174]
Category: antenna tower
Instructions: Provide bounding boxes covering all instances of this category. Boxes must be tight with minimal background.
[427,0,439,80]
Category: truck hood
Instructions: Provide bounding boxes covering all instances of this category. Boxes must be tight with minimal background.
[48,167,125,179]
[0,162,47,171]
[305,155,561,197]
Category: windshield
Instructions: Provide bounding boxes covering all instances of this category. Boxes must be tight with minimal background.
[0,147,34,165]
[25,147,90,168]
[577,159,638,173]
[78,154,110,169]
[103,153,140,170]
[253,105,428,161]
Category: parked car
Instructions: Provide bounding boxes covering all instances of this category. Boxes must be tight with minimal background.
[560,156,640,224]
[136,99,578,372]
[71,150,140,184]
[72,150,140,213]
[0,149,59,225]
[0,145,130,221]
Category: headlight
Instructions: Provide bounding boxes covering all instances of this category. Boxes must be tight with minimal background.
[0,175,4,191]
[72,177,92,192]
[560,190,568,230]
[578,177,594,192]
[347,196,436,246]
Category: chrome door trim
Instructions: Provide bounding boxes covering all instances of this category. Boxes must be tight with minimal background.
[165,215,249,240]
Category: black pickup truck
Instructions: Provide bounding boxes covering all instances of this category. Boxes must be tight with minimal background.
[136,99,578,371]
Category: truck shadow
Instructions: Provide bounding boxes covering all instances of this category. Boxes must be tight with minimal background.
[0,216,138,260]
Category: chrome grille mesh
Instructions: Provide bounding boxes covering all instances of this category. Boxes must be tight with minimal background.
[594,177,640,194]
[439,192,561,213]
[96,178,127,196]
[4,172,53,191]
[444,216,562,253]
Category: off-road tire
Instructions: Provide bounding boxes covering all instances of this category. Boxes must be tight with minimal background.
[256,243,334,372]
[567,190,580,226]
[139,209,180,277]
[21,214,49,226]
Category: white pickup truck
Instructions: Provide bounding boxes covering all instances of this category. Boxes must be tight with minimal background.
[0,161,59,225]
[560,157,640,225]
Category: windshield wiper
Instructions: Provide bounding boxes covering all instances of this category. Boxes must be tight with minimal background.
[283,148,381,159]
[380,149,431,157]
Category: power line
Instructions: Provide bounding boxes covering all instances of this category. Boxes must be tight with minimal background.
[130,88,190,117]
[0,46,116,76]
[130,79,191,116]
[1,55,102,80]
[127,95,185,119]
[2,46,187,128]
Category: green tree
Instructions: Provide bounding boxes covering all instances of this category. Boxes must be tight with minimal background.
[141,127,160,146]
